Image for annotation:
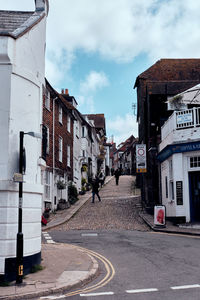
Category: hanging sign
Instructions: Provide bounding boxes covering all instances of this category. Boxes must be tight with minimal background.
[136,144,147,173]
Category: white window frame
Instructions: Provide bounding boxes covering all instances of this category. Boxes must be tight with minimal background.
[67,116,71,132]
[67,145,70,167]
[59,136,63,162]
[59,105,63,124]
[45,88,50,110]
[44,170,51,200]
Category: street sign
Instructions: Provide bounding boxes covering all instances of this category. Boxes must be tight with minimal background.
[13,173,23,183]
[154,205,166,226]
[136,144,147,173]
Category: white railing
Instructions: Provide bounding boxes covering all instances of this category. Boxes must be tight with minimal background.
[176,107,200,129]
[161,107,200,141]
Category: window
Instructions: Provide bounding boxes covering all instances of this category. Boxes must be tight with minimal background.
[59,136,63,162]
[45,88,50,110]
[67,116,71,132]
[59,105,63,124]
[75,121,79,138]
[44,171,51,200]
[170,181,174,200]
[190,156,200,168]
[82,126,85,137]
[82,150,85,157]
[169,159,173,179]
[67,145,70,167]
[165,176,168,198]
[42,125,48,159]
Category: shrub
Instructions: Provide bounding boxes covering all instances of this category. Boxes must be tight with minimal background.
[68,182,78,204]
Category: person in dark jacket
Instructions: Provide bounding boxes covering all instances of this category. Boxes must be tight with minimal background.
[114,168,121,185]
[91,176,101,203]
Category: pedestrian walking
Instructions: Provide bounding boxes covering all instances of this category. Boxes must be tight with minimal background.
[114,168,121,185]
[99,170,105,187]
[91,176,101,203]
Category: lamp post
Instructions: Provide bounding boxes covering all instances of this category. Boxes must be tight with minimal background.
[16,131,42,284]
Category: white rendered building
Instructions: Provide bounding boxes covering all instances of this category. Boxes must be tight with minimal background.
[0,0,48,281]
[158,86,200,223]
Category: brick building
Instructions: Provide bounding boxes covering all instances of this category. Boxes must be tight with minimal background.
[42,79,74,211]
[134,59,200,211]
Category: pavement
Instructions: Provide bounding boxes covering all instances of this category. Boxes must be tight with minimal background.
[0,176,112,300]
[140,211,200,236]
[1,175,200,299]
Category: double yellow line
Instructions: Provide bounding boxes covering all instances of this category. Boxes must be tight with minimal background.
[64,245,115,297]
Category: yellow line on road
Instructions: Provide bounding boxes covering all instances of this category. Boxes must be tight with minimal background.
[149,231,200,239]
[64,245,115,297]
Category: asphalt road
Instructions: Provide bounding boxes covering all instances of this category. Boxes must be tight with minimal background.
[48,229,200,300]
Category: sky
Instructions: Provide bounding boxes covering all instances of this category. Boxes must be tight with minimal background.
[1,0,200,145]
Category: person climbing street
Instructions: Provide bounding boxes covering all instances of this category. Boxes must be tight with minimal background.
[91,176,101,203]
[114,168,121,185]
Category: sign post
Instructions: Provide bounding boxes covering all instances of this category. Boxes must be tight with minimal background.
[136,144,147,173]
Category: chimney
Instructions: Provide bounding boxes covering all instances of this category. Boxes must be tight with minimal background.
[35,0,49,15]
[65,89,69,95]
[61,89,64,94]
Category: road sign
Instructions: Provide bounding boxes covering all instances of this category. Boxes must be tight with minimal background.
[136,144,147,173]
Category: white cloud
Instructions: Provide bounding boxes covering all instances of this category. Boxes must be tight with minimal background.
[46,0,200,70]
[80,71,109,94]
[107,113,138,146]
[0,0,34,10]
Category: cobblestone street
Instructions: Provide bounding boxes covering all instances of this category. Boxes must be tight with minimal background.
[55,175,150,231]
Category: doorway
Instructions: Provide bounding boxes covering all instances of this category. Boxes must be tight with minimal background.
[189,171,200,222]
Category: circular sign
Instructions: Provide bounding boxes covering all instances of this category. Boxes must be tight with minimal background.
[137,148,145,156]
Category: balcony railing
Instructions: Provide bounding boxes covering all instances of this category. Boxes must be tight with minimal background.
[176,107,200,129]
[161,107,200,143]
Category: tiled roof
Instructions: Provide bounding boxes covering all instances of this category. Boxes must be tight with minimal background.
[0,9,45,39]
[134,59,200,87]
[0,11,33,33]
[85,114,106,130]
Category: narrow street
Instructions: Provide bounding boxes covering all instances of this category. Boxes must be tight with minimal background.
[52,175,148,231]
[44,176,200,300]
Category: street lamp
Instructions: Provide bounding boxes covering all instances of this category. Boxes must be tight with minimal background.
[16,131,41,284]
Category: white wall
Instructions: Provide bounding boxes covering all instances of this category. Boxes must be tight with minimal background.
[0,14,47,274]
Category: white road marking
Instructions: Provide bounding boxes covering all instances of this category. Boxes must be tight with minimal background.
[81,233,98,237]
[171,284,200,290]
[47,239,55,244]
[40,295,65,299]
[80,292,114,297]
[126,288,158,294]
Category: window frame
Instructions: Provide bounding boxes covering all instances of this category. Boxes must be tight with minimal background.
[59,136,63,162]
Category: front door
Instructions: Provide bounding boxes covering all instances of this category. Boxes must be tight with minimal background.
[189,171,200,222]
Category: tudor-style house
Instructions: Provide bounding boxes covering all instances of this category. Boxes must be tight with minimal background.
[134,59,200,211]
[42,80,74,211]
[0,0,49,282]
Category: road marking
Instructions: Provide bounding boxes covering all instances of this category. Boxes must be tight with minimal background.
[64,245,115,297]
[171,284,200,290]
[126,288,158,294]
[81,233,98,237]
[46,240,55,244]
[40,295,65,299]
[42,232,55,244]
[80,291,114,297]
